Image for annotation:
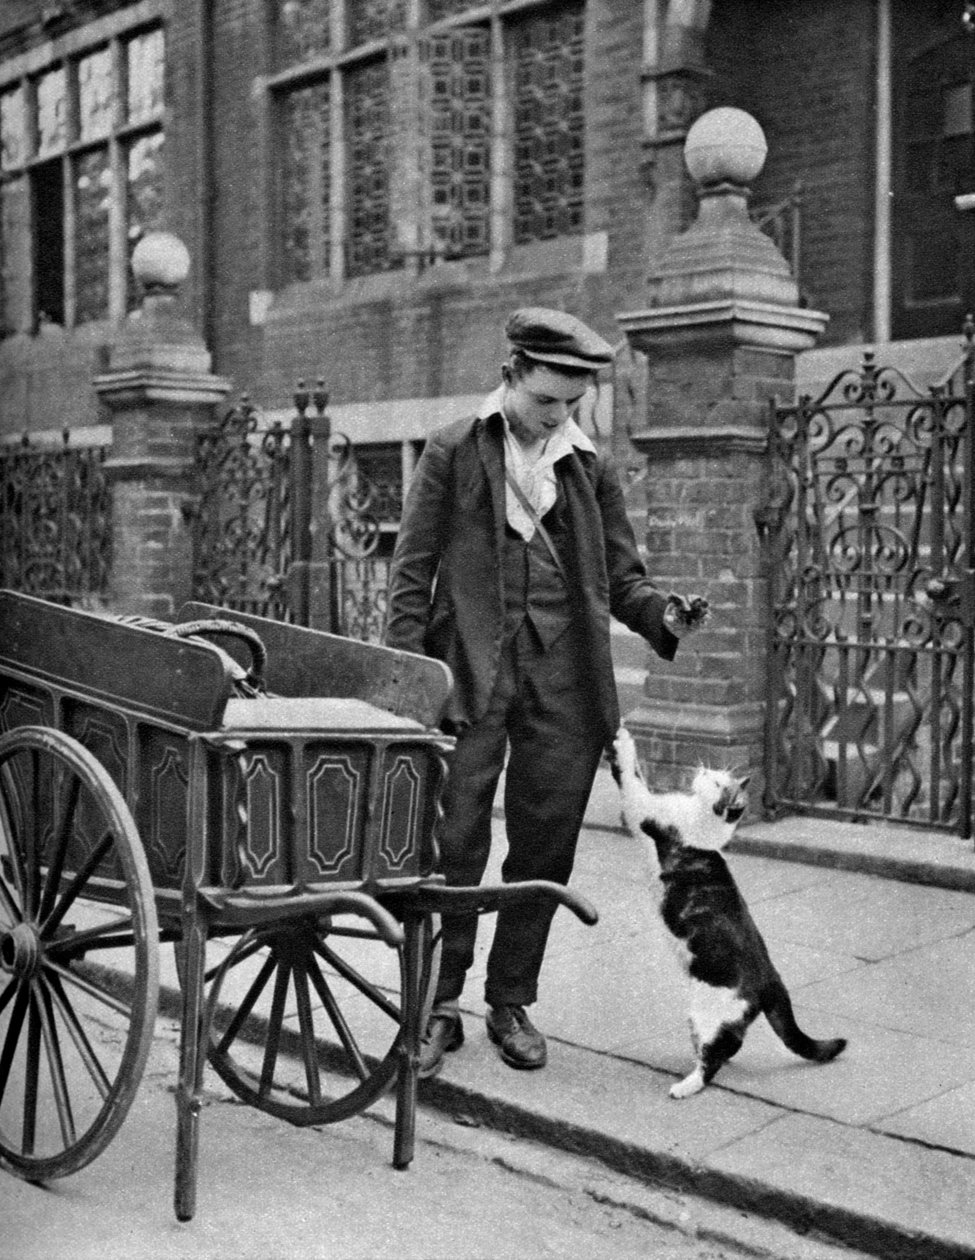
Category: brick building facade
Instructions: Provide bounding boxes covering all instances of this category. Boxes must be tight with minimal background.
[5,1,973,437]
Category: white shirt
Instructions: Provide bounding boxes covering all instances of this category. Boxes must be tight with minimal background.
[477,385,596,541]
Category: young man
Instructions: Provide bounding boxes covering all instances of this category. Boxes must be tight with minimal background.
[385,307,705,1076]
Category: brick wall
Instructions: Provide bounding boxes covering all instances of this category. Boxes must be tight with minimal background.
[706,0,876,346]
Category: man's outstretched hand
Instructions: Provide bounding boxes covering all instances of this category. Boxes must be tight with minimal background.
[663,593,711,638]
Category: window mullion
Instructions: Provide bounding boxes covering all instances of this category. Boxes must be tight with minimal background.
[388,30,423,267]
[489,12,511,269]
[62,153,75,327]
[108,38,126,320]
[330,70,345,282]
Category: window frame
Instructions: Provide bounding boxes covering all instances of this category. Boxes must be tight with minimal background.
[0,13,165,334]
[265,0,587,290]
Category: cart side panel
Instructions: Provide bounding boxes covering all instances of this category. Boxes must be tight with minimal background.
[296,741,372,885]
[177,602,452,728]
[62,699,130,798]
[134,723,193,891]
[0,675,56,736]
[372,743,446,880]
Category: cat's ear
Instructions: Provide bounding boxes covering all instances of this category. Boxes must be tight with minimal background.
[739,776,751,790]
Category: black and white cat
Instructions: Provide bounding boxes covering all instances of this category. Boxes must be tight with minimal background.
[610,727,847,1099]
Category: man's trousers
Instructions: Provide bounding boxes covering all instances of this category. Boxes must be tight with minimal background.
[433,620,605,1009]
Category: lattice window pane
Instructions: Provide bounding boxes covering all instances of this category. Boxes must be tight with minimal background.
[1,87,27,170]
[126,28,165,125]
[281,81,331,283]
[36,67,68,157]
[346,60,392,276]
[74,148,111,323]
[276,0,332,64]
[427,27,491,258]
[511,3,585,245]
[78,47,114,142]
[348,0,406,46]
[426,0,482,20]
[355,443,403,523]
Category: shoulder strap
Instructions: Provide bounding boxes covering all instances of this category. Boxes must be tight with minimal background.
[503,464,570,584]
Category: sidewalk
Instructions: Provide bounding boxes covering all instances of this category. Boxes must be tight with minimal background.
[405,765,975,1260]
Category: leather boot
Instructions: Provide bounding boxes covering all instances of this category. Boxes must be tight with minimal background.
[418,1008,464,1079]
[485,1004,547,1069]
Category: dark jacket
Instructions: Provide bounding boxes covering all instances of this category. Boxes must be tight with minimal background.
[385,410,677,740]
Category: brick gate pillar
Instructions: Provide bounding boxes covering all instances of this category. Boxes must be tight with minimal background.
[616,108,829,798]
[94,233,231,619]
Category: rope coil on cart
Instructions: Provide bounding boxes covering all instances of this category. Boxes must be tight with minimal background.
[109,613,269,697]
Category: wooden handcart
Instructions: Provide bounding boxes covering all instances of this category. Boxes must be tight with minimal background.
[0,591,597,1220]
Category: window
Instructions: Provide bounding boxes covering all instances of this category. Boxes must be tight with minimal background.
[271,0,586,286]
[0,25,165,333]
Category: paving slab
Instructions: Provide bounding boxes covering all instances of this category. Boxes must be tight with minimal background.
[875,1078,975,1156]
[703,1110,975,1260]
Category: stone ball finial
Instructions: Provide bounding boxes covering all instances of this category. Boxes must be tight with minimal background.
[131,231,191,291]
[684,108,767,188]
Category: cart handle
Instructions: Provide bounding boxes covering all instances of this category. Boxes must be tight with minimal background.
[169,619,268,695]
[197,888,405,946]
[388,880,598,926]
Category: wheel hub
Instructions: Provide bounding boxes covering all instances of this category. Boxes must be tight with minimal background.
[0,921,41,978]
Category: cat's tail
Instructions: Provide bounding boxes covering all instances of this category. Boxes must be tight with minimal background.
[763,979,847,1063]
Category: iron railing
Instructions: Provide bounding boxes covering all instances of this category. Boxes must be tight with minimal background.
[0,430,111,606]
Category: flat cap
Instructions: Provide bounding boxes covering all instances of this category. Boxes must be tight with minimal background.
[505,306,614,371]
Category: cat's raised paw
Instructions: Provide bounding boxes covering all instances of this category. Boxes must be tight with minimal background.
[613,726,638,776]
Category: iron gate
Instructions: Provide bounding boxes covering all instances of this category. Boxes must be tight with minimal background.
[191,384,391,641]
[764,329,975,838]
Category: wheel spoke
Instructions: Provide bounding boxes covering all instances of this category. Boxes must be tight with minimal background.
[25,748,42,918]
[37,773,81,926]
[214,954,275,1057]
[204,933,265,985]
[33,981,76,1150]
[259,961,291,1099]
[44,972,111,1100]
[291,963,322,1106]
[0,981,30,1110]
[306,955,369,1081]
[0,871,20,925]
[0,976,17,1019]
[0,766,27,907]
[44,959,131,1020]
[21,987,42,1155]
[42,832,113,937]
[48,919,136,958]
[314,940,400,1022]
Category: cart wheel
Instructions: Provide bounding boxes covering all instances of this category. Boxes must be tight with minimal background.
[0,726,159,1181]
[197,909,440,1126]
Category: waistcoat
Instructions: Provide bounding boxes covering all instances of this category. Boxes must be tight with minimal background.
[501,514,572,648]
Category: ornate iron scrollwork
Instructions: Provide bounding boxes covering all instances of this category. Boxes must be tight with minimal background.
[325,431,389,645]
[192,396,294,621]
[193,383,394,644]
[765,333,974,835]
[0,430,111,606]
